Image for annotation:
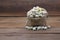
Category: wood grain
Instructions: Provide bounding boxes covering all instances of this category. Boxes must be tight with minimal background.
[0,11,60,16]
[1,0,60,11]
[0,34,60,40]
[0,17,60,40]
[0,0,60,16]
[0,17,59,28]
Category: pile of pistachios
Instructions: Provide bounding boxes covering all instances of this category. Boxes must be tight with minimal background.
[26,26,51,31]
[27,6,48,18]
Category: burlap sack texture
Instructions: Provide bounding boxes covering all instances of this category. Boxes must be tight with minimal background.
[26,16,47,27]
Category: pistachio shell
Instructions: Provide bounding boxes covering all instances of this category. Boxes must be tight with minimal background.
[33,27,37,31]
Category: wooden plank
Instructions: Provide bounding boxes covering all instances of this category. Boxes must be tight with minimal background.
[0,11,60,16]
[0,17,60,28]
[0,0,60,16]
[0,34,60,40]
[1,0,60,11]
[0,28,60,40]
[0,12,26,16]
[0,27,60,34]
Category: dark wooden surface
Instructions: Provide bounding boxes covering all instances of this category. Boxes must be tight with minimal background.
[1,0,60,11]
[0,11,60,16]
[0,0,60,16]
[0,17,60,40]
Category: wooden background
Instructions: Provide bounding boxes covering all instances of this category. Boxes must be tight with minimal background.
[0,0,60,40]
[0,0,60,16]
